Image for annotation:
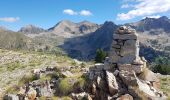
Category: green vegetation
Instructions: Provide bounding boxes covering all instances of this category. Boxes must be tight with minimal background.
[95,49,107,63]
[5,85,20,94]
[18,74,37,85]
[6,61,24,71]
[152,56,170,75]
[58,78,74,95]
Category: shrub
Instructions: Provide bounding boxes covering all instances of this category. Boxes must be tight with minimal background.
[5,85,20,94]
[58,78,73,95]
[152,56,170,75]
[18,74,37,85]
[95,49,107,63]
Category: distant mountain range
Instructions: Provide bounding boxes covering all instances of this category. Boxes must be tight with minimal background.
[1,16,170,62]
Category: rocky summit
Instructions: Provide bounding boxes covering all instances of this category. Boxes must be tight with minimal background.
[2,26,168,100]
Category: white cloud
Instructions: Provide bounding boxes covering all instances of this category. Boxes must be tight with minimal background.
[63,9,93,16]
[0,17,20,22]
[117,0,170,20]
[143,15,161,19]
[63,9,78,15]
[80,10,92,16]
[121,4,134,8]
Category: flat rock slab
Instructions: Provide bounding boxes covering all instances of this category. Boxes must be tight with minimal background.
[113,34,137,40]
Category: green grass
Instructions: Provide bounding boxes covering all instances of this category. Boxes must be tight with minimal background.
[6,61,25,71]
[58,78,74,95]
[18,73,37,86]
[160,77,170,99]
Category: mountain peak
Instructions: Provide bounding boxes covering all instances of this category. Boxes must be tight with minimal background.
[159,16,169,20]
[19,24,45,34]
[58,20,75,25]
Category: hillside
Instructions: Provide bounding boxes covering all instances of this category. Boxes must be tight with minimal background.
[0,29,33,50]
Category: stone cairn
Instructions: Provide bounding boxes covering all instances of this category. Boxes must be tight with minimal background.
[87,26,167,100]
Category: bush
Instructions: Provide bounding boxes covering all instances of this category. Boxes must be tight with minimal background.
[18,74,37,85]
[58,78,73,95]
[95,49,107,63]
[152,56,170,75]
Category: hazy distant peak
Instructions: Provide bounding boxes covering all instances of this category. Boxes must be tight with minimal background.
[19,24,45,34]
[0,26,8,31]
[159,16,169,22]
[58,20,75,25]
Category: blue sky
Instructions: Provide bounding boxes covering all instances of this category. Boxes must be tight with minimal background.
[0,0,170,31]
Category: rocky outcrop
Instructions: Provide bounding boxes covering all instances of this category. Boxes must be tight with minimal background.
[85,26,167,100]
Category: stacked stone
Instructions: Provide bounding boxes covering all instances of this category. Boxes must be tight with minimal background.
[86,26,167,100]
[109,26,146,73]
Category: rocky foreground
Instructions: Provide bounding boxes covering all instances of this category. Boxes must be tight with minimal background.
[2,26,169,100]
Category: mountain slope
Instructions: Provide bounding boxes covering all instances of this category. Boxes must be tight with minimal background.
[61,21,118,60]
[127,16,170,33]
[48,20,100,38]
[0,28,34,49]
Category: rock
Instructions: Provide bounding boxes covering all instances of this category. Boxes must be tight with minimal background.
[109,50,121,63]
[18,87,25,95]
[118,63,144,74]
[32,69,41,74]
[41,80,53,97]
[92,83,96,95]
[61,71,73,78]
[95,63,104,70]
[138,68,160,89]
[132,59,144,65]
[113,70,119,76]
[106,71,118,95]
[141,57,147,62]
[3,94,19,100]
[34,72,41,80]
[118,55,136,64]
[113,34,137,40]
[26,88,37,100]
[128,72,167,99]
[71,92,92,100]
[116,94,133,100]
[119,71,137,86]
[35,87,42,97]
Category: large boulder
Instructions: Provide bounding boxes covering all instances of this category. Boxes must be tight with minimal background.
[127,72,167,100]
[106,71,118,95]
[138,68,160,89]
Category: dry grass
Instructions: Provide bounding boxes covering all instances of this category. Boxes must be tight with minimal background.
[160,76,170,99]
